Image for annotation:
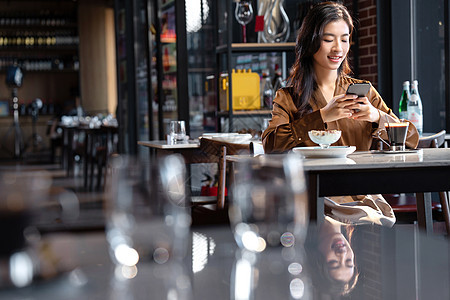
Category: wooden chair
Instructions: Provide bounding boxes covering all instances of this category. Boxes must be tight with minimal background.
[197,138,255,210]
[384,130,450,235]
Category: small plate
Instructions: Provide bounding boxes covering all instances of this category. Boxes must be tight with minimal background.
[202,133,252,144]
[292,146,356,158]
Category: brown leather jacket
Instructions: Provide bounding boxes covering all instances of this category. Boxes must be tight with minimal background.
[262,76,419,153]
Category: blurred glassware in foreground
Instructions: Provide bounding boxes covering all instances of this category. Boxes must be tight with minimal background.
[229,153,310,299]
[0,170,52,288]
[105,154,192,299]
[229,153,308,253]
[231,248,311,300]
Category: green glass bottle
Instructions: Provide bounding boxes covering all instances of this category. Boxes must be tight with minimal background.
[399,81,410,120]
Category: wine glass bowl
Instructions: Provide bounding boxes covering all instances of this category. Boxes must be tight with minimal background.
[229,154,308,253]
[234,0,253,43]
[308,130,341,149]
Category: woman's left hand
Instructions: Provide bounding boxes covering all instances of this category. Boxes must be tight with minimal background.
[347,97,380,123]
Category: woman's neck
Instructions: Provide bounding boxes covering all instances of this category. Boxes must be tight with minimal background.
[315,67,338,90]
[314,67,339,102]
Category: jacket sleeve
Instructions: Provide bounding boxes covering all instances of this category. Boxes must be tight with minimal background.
[262,89,326,153]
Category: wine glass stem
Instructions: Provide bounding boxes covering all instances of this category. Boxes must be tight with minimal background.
[242,24,247,43]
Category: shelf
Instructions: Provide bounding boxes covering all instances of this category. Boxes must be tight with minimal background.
[0,23,78,30]
[218,110,272,117]
[216,42,295,54]
[21,69,79,73]
[0,45,78,52]
[188,67,215,73]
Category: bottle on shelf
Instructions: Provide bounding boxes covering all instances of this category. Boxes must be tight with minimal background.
[272,65,285,93]
[261,69,274,109]
[407,79,423,136]
[399,80,410,120]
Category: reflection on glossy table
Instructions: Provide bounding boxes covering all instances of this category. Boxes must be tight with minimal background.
[227,148,450,234]
[0,224,449,299]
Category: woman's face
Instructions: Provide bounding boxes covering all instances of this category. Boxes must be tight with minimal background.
[313,19,350,73]
[318,232,355,282]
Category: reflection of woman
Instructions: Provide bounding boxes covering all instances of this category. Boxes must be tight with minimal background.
[306,217,359,298]
[261,2,419,226]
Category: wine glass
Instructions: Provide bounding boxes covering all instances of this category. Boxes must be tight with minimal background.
[229,153,308,253]
[105,154,191,266]
[235,0,254,43]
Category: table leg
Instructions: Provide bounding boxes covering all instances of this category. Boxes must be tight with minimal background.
[416,192,433,234]
[308,174,324,226]
[83,131,90,190]
[67,129,74,177]
[62,128,68,173]
[438,191,450,235]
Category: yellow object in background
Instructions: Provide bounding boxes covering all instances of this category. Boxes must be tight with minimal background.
[220,69,261,111]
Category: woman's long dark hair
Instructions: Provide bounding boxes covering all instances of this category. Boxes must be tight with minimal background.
[287,1,354,113]
[305,223,360,297]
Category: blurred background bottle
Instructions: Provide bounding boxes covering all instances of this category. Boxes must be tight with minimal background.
[408,80,423,136]
[399,80,410,120]
[261,69,274,108]
[272,64,285,93]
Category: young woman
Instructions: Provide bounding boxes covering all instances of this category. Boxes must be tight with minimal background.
[262,2,419,226]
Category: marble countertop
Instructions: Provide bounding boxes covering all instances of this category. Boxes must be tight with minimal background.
[227,148,450,171]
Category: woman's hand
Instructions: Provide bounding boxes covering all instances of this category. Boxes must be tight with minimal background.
[320,94,358,123]
[347,96,381,123]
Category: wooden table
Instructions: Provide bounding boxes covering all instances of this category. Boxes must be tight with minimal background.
[138,140,203,163]
[227,148,450,234]
[61,124,118,190]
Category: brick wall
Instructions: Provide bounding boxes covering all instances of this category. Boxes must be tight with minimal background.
[344,0,378,89]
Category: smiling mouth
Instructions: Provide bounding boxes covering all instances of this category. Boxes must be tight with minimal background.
[328,56,342,62]
[331,239,346,252]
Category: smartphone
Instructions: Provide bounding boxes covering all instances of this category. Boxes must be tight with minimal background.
[346,82,371,113]
[346,82,371,97]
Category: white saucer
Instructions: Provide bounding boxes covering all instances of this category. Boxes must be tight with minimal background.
[292,146,356,158]
[371,149,423,154]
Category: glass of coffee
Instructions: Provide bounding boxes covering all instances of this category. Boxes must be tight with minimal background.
[385,122,409,151]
